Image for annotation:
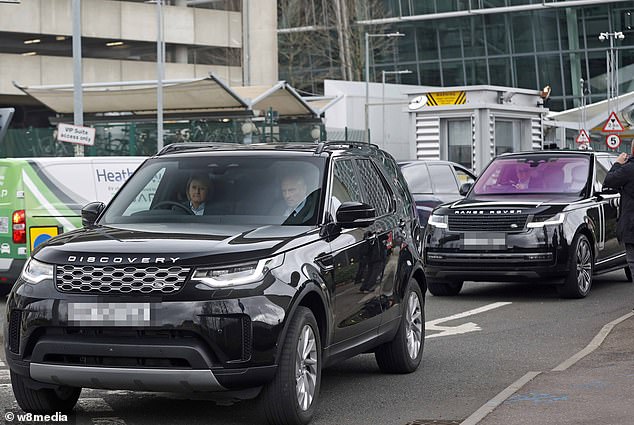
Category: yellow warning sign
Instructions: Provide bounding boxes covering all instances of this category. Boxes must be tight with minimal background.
[426,91,466,106]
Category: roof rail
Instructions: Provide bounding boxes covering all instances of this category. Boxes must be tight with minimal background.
[315,140,379,153]
[157,142,235,155]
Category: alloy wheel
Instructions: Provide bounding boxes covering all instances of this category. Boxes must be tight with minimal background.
[405,291,423,359]
[576,239,592,294]
[295,324,318,411]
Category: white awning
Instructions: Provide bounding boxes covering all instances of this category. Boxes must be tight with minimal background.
[14,74,318,118]
[547,91,634,131]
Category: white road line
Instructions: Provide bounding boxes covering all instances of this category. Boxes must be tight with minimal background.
[0,360,6,367]
[552,310,634,371]
[425,302,512,339]
[460,371,541,425]
[0,369,10,381]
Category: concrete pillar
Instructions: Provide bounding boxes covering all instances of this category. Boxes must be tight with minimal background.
[242,0,277,85]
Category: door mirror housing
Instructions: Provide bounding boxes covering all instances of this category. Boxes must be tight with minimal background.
[459,182,473,196]
[81,202,105,227]
[336,202,376,228]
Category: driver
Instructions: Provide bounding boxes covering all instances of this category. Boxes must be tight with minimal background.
[185,173,211,215]
[280,173,308,218]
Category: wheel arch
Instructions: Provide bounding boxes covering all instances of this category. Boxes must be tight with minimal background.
[274,283,330,363]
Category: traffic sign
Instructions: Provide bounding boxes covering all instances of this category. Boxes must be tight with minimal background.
[606,134,621,150]
[602,111,625,132]
[576,129,590,144]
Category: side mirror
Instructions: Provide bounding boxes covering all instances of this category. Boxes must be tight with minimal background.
[459,182,474,196]
[336,201,376,228]
[81,202,105,227]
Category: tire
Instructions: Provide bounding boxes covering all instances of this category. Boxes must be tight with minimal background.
[557,234,593,298]
[375,279,424,374]
[427,279,463,296]
[625,266,632,282]
[260,307,321,425]
[11,371,81,414]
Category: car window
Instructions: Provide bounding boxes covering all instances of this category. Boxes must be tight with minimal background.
[101,156,326,227]
[472,155,590,195]
[330,159,364,214]
[454,166,475,185]
[356,158,392,217]
[428,164,459,193]
[400,163,432,193]
[595,159,608,192]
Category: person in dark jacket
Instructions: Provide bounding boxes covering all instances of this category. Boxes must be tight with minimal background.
[603,143,634,277]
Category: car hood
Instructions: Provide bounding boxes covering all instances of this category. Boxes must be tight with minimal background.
[434,195,582,215]
[34,223,319,267]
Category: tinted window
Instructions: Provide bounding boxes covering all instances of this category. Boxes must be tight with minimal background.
[428,164,459,193]
[400,163,432,193]
[331,159,363,212]
[102,156,326,226]
[472,155,590,195]
[356,159,392,216]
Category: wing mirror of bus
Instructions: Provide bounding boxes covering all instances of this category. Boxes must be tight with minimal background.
[81,202,105,227]
[459,182,474,196]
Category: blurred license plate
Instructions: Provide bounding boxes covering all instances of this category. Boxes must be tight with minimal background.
[68,302,151,326]
[463,232,506,249]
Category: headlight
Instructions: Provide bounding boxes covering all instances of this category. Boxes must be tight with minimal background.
[527,212,566,228]
[21,258,54,284]
[192,254,284,288]
[428,214,448,229]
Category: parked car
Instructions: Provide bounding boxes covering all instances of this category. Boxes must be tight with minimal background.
[423,150,627,298]
[4,142,425,425]
[399,160,476,226]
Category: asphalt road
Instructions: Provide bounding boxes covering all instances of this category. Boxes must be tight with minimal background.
[1,271,632,425]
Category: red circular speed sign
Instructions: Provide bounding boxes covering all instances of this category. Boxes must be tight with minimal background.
[606,134,621,150]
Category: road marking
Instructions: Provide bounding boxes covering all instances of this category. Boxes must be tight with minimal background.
[460,371,541,425]
[552,310,634,371]
[91,417,127,425]
[0,360,6,367]
[0,369,9,381]
[425,302,512,338]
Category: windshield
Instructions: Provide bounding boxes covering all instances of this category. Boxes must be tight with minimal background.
[100,154,326,226]
[471,155,590,196]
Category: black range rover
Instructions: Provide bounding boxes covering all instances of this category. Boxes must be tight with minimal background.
[4,142,425,425]
[424,150,627,298]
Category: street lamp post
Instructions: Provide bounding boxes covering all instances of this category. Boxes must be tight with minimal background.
[599,31,625,114]
[381,69,411,145]
[364,31,404,143]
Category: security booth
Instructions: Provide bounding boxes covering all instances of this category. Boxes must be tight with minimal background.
[5,74,324,158]
[406,86,548,173]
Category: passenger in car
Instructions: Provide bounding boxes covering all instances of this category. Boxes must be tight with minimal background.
[184,173,210,215]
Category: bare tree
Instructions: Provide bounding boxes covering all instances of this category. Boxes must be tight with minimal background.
[278,0,395,93]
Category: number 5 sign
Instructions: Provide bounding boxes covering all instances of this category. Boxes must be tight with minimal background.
[606,134,621,150]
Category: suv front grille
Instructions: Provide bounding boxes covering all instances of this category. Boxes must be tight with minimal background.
[55,265,191,294]
[448,215,528,232]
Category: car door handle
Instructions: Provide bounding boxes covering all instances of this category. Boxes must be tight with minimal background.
[315,254,334,272]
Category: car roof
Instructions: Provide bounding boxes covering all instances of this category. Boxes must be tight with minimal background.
[497,150,617,158]
[154,141,387,158]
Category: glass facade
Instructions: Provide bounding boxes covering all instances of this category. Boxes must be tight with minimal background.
[278,0,634,112]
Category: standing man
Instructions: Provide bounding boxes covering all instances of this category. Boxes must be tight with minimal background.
[604,141,634,278]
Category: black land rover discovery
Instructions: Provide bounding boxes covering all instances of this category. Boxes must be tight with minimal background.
[4,142,425,425]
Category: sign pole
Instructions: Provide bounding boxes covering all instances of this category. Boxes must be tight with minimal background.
[72,0,84,156]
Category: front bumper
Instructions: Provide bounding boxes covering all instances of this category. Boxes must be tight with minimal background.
[424,225,569,282]
[3,276,289,392]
